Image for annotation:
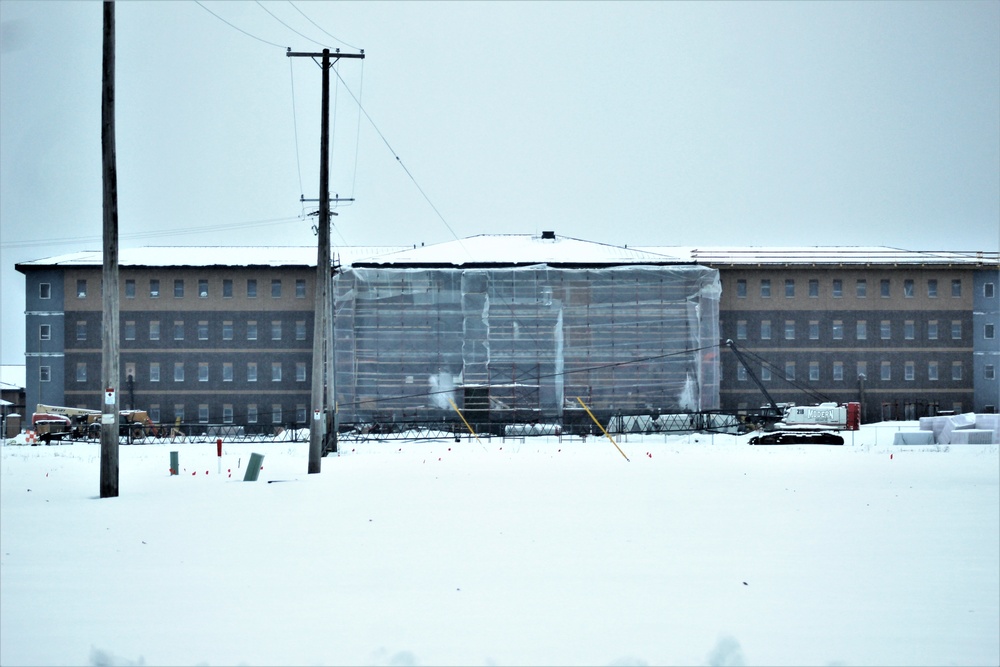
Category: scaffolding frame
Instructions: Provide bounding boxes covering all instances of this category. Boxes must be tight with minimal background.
[332,264,721,431]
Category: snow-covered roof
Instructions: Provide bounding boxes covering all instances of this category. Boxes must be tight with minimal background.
[640,246,999,266]
[14,238,998,271]
[15,246,411,269]
[354,234,688,266]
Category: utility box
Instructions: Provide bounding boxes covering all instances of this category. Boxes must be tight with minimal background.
[244,453,264,482]
[5,414,21,439]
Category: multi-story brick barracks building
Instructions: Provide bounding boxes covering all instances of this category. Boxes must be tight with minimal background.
[16,234,999,434]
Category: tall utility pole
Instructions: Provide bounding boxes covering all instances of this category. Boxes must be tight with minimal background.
[100,0,120,498]
[287,48,364,474]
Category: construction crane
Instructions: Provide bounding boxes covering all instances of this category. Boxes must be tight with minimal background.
[724,339,787,429]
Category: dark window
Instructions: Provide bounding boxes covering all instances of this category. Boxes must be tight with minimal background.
[174,279,184,298]
[223,279,233,298]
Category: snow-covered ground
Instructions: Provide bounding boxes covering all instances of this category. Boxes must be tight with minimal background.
[1,423,998,667]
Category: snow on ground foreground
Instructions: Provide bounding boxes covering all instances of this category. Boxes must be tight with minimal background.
[1,424,998,667]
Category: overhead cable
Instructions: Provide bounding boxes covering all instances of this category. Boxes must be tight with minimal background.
[194,0,288,49]
[287,1,362,51]
[254,0,327,49]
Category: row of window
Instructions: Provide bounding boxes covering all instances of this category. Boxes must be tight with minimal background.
[735,277,995,300]
[40,278,308,300]
[54,317,995,344]
[69,360,308,384]
[43,277,997,302]
[69,319,309,342]
[147,403,307,425]
[731,319,995,342]
[735,360,997,382]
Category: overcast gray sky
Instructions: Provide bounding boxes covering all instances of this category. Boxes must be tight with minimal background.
[2,0,999,365]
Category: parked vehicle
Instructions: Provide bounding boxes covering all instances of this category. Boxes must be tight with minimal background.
[31,403,156,441]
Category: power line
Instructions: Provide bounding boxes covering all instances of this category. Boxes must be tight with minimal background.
[194,0,288,49]
[287,1,362,51]
[0,215,307,249]
[288,57,306,207]
[254,0,327,49]
[329,66,465,247]
[349,60,365,200]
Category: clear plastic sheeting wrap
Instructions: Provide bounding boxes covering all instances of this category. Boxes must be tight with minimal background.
[332,264,721,428]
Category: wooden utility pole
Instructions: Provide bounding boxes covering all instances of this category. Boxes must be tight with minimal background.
[287,48,364,474]
[100,0,120,498]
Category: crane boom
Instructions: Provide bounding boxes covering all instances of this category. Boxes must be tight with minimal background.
[724,339,785,425]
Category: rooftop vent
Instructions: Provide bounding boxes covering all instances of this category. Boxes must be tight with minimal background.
[541,230,556,240]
